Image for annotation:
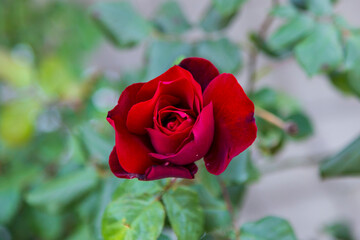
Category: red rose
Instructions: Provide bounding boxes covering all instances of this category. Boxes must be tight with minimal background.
[107,58,257,180]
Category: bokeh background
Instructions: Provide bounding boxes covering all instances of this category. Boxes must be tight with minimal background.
[1,0,360,239]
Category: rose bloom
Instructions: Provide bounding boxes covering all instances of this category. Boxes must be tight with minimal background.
[107,58,257,180]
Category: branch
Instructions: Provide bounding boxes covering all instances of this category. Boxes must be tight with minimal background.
[255,106,298,135]
[247,0,279,94]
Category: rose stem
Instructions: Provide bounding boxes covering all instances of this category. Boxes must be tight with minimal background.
[217,176,237,234]
[255,106,297,135]
[247,0,279,94]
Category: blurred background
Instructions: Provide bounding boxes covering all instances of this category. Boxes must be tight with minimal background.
[0,0,360,239]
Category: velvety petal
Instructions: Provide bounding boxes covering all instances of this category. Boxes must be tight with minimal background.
[136,65,197,102]
[179,57,220,92]
[126,78,196,135]
[147,127,191,155]
[144,163,198,180]
[109,146,143,179]
[107,83,156,174]
[203,73,257,175]
[149,103,214,165]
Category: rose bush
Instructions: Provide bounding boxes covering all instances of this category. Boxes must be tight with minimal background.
[107,57,257,180]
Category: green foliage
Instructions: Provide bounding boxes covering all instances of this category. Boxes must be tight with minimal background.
[102,195,165,240]
[201,0,247,32]
[220,150,259,184]
[320,135,360,178]
[308,0,333,16]
[112,179,163,200]
[91,2,152,48]
[324,222,355,240]
[26,167,99,213]
[1,0,359,238]
[163,186,204,240]
[195,38,242,74]
[240,216,297,240]
[146,40,192,79]
[267,15,314,51]
[251,88,313,155]
[295,23,343,76]
[0,186,21,224]
[153,1,191,35]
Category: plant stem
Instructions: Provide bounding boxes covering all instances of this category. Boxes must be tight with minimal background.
[217,176,238,238]
[247,0,279,94]
[255,107,286,129]
[255,106,298,135]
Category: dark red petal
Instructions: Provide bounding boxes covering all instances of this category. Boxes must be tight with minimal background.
[147,127,190,155]
[149,103,214,165]
[109,146,143,179]
[203,73,257,175]
[179,57,220,92]
[126,78,196,135]
[144,163,198,180]
[107,83,156,174]
[136,65,201,103]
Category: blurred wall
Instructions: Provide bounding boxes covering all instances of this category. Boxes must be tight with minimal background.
[88,0,360,238]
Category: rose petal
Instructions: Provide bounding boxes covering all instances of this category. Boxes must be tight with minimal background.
[144,163,198,180]
[107,83,156,174]
[147,127,191,155]
[109,146,144,179]
[126,78,196,135]
[203,73,257,175]
[136,65,202,102]
[179,57,220,92]
[149,103,214,165]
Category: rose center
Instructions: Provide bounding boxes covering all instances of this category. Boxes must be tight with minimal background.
[160,110,195,132]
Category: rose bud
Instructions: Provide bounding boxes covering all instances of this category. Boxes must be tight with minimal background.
[107,57,257,180]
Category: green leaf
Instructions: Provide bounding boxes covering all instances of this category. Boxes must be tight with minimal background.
[157,233,171,240]
[195,38,242,74]
[112,179,163,200]
[200,6,237,32]
[295,23,343,76]
[0,186,21,224]
[271,5,299,19]
[102,195,165,240]
[146,40,192,79]
[328,71,355,96]
[77,123,113,165]
[91,2,152,47]
[220,150,259,184]
[249,33,292,59]
[268,15,314,51]
[308,0,333,16]
[0,226,11,240]
[66,225,94,240]
[320,135,360,178]
[290,0,308,10]
[31,209,64,240]
[191,184,232,232]
[324,222,355,240]
[240,216,297,240]
[26,167,98,213]
[211,0,247,16]
[163,186,204,240]
[153,1,190,34]
[344,34,360,70]
[0,49,34,87]
[197,164,222,197]
[347,66,360,97]
[286,112,313,140]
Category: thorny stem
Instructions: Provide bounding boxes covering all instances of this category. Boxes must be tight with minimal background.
[247,0,279,94]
